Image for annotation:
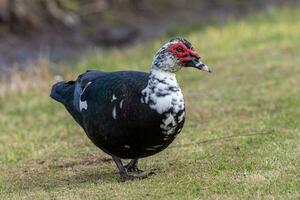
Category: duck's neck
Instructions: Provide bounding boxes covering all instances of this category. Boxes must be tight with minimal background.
[141,69,184,114]
[149,69,178,86]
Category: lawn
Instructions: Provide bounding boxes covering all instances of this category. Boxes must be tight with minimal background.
[0,6,300,200]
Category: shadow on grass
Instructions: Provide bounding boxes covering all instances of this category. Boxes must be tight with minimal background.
[2,156,121,193]
[48,156,112,169]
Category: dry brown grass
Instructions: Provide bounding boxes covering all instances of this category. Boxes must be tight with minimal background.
[0,58,55,98]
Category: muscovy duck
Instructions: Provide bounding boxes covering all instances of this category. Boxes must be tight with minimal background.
[50,38,211,180]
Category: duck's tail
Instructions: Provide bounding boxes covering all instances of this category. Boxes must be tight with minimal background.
[50,81,75,105]
[50,80,86,128]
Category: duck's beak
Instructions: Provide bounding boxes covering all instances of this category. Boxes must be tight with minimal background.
[194,60,212,73]
[184,57,212,73]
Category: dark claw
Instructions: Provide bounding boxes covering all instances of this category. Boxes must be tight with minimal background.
[113,156,156,181]
[120,173,137,181]
[121,175,141,182]
[125,164,144,174]
[120,172,155,182]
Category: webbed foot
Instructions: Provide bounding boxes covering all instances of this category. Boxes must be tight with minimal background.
[113,156,156,181]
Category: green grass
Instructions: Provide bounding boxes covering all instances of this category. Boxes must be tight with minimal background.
[1,6,300,200]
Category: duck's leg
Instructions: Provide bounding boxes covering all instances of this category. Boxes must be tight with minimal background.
[112,156,133,181]
[125,159,143,174]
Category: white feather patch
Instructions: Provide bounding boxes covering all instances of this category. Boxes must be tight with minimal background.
[145,147,156,150]
[111,94,117,102]
[79,101,87,112]
[142,70,184,114]
[79,81,92,112]
[178,111,185,123]
[142,69,185,135]
[119,100,124,109]
[112,106,117,119]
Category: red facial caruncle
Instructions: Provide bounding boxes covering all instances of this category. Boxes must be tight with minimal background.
[168,42,200,63]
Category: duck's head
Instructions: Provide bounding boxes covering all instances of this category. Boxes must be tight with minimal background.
[152,38,211,73]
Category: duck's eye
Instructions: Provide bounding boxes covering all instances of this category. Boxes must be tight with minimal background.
[176,46,184,52]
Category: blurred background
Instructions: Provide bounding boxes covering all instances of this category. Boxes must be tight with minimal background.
[0,0,298,73]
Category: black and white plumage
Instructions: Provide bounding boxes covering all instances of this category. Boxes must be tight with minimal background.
[50,38,211,180]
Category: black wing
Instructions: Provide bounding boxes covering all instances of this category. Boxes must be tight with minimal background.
[50,70,149,129]
[50,70,107,128]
